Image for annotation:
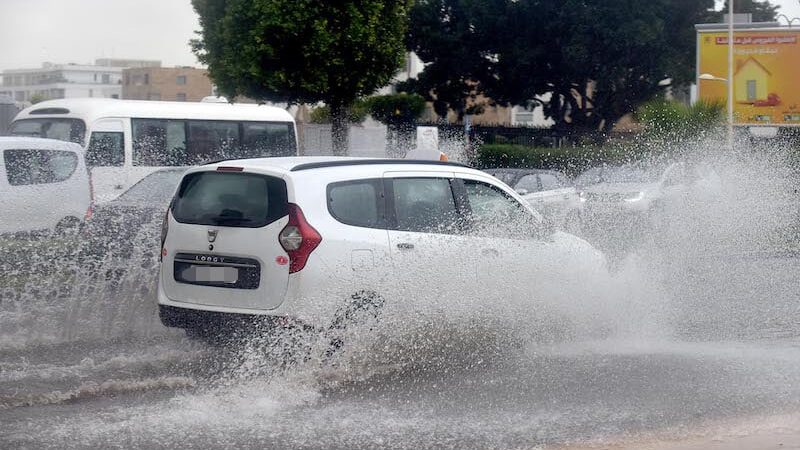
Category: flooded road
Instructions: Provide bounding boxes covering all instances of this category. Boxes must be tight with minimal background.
[1,252,799,449]
[2,152,800,449]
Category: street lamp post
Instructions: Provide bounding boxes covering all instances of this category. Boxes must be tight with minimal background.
[727,0,734,151]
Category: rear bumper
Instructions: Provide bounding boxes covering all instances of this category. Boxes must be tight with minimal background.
[159,304,312,332]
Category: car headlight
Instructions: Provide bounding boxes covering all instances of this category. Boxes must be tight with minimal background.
[624,192,644,202]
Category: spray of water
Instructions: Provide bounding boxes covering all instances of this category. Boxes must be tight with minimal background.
[1,131,799,448]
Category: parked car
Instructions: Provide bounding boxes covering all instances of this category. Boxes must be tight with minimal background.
[576,162,721,214]
[157,157,609,339]
[0,137,92,235]
[484,168,583,230]
[81,168,187,259]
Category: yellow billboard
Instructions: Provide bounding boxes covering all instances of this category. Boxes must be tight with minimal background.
[697,29,800,126]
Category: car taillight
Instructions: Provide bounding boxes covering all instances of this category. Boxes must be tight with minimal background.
[159,209,169,262]
[279,204,321,273]
[85,173,95,220]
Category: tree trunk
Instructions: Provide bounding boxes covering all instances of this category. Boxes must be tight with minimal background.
[330,101,349,156]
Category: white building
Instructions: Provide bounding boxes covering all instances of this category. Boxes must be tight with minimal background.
[0,59,160,104]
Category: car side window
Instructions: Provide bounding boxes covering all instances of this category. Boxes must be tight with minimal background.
[515,174,540,193]
[539,173,562,190]
[390,177,460,234]
[463,179,538,238]
[3,149,78,186]
[327,179,385,229]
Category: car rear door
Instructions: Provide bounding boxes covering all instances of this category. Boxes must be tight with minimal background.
[160,168,290,310]
[383,171,476,297]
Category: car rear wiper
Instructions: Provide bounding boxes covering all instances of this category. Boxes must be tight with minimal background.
[211,216,255,225]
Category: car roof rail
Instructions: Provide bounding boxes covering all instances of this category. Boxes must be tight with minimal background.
[290,159,471,172]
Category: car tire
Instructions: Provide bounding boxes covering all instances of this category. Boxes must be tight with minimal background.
[325,290,385,358]
[54,216,82,235]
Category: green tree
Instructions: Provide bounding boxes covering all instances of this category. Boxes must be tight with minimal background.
[405,0,718,132]
[403,0,507,120]
[367,93,426,155]
[191,0,413,155]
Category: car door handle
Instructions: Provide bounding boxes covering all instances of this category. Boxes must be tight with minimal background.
[481,248,500,257]
[397,243,414,250]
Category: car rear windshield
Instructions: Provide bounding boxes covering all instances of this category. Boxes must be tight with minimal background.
[171,171,287,228]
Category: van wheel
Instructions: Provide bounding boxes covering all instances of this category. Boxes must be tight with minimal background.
[55,216,82,235]
[326,291,385,357]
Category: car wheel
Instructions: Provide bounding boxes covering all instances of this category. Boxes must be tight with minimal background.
[54,216,82,235]
[325,290,385,358]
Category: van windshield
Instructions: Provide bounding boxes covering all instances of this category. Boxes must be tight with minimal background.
[9,119,86,145]
[171,171,288,228]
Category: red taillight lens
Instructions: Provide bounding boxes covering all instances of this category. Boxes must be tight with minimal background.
[85,172,95,220]
[279,204,321,273]
[159,209,169,262]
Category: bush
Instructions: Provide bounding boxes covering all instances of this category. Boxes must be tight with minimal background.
[475,144,633,176]
[309,99,370,124]
[636,98,725,143]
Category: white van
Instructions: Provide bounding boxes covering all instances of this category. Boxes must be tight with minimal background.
[9,99,297,203]
[0,137,92,235]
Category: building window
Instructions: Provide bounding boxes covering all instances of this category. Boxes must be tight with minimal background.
[148,93,161,101]
[144,74,149,85]
[89,89,93,98]
[94,73,98,82]
[102,74,110,84]
[176,75,187,85]
[176,93,187,101]
[111,94,119,99]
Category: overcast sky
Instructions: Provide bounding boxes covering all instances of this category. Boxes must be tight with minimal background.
[1,0,799,72]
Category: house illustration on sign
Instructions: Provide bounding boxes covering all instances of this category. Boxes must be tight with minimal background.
[734,57,778,106]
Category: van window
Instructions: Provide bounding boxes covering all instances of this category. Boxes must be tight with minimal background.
[133,119,296,166]
[171,172,287,228]
[86,132,124,167]
[9,119,86,145]
[4,149,78,186]
[390,178,460,233]
[328,179,384,229]
[187,121,240,163]
[242,122,296,157]
[132,119,187,166]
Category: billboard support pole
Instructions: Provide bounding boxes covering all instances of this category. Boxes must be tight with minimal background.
[727,0,735,150]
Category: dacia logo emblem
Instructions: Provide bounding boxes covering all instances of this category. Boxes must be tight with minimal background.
[207,229,218,243]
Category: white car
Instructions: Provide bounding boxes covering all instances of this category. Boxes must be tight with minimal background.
[0,137,92,235]
[157,157,608,338]
[575,162,721,215]
[484,168,583,229]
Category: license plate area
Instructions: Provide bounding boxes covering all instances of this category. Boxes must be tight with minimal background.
[174,253,260,289]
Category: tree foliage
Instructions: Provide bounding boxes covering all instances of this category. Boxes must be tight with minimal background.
[405,0,722,132]
[367,93,427,156]
[367,93,426,127]
[717,0,779,23]
[191,0,412,155]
